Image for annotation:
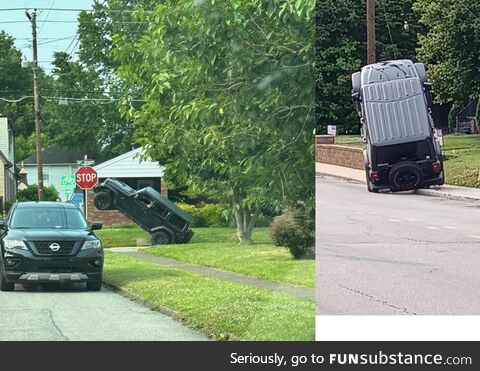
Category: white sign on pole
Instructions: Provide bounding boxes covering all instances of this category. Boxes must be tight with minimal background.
[434,129,443,146]
[327,125,337,136]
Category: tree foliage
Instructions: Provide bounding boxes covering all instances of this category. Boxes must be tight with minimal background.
[415,0,480,106]
[316,0,422,133]
[112,0,315,244]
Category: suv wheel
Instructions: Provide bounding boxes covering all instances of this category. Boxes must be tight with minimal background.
[0,266,14,292]
[87,279,102,291]
[151,231,172,245]
[389,162,422,191]
[94,191,113,210]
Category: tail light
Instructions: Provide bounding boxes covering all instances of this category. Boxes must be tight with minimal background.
[370,170,380,182]
[432,161,441,174]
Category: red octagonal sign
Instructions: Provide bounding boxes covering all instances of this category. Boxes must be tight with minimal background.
[75,166,98,189]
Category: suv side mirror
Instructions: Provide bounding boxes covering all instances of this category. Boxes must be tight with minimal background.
[0,220,5,229]
[91,221,103,231]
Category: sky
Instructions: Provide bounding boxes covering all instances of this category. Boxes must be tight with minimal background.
[0,0,95,72]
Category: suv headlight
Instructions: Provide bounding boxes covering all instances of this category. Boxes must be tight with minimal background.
[3,240,27,250]
[81,240,102,250]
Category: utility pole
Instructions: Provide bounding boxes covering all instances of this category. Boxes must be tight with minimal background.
[366,0,376,65]
[26,9,44,201]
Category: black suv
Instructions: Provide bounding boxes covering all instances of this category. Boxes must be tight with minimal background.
[0,202,103,292]
[93,178,193,245]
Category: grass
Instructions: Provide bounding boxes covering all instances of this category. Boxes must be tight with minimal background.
[146,227,315,288]
[103,251,315,341]
[335,134,480,188]
[97,226,315,288]
[96,226,150,247]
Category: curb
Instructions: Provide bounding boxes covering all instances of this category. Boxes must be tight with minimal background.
[415,188,480,202]
[317,168,480,202]
[101,281,238,341]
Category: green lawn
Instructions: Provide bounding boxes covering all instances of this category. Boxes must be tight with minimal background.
[335,134,480,188]
[103,251,315,341]
[98,227,315,288]
[146,227,315,288]
[96,227,150,247]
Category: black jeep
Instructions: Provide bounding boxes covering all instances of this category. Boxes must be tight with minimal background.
[351,59,444,192]
[93,178,194,245]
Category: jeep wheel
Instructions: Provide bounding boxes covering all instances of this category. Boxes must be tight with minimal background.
[364,168,378,193]
[389,162,422,191]
[151,231,172,245]
[87,279,102,291]
[94,191,113,210]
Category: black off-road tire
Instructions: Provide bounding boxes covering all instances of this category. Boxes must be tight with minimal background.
[94,191,113,210]
[365,168,378,193]
[151,230,172,245]
[388,162,422,191]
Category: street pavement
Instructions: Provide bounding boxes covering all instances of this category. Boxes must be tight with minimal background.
[316,175,480,315]
[0,284,208,341]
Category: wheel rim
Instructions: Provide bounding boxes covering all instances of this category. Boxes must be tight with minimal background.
[396,172,419,188]
[96,195,109,209]
[154,233,170,244]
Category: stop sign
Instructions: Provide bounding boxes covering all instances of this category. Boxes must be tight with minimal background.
[75,166,98,189]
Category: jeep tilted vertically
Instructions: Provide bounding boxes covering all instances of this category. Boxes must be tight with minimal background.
[351,59,444,193]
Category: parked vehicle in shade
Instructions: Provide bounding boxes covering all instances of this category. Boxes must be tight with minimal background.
[0,201,103,292]
[93,178,194,245]
[351,59,444,192]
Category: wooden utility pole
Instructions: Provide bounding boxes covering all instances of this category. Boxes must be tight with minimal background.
[26,9,44,201]
[366,0,376,64]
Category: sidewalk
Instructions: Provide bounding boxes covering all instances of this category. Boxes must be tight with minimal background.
[109,248,315,301]
[316,162,480,202]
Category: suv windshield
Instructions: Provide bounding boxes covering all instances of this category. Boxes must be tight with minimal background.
[10,207,88,229]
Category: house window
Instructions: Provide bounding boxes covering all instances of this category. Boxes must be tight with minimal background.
[43,171,49,181]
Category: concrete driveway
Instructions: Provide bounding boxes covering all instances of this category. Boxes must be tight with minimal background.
[0,283,208,341]
[316,176,480,315]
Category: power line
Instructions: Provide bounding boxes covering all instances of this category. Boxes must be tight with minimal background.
[0,8,155,13]
[78,0,132,67]
[38,0,56,35]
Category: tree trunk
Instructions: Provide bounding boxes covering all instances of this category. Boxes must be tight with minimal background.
[234,205,260,245]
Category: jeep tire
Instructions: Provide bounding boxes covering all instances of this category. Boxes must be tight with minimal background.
[151,230,172,245]
[94,191,113,210]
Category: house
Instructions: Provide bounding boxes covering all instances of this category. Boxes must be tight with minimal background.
[0,117,16,214]
[85,147,167,225]
[20,144,94,201]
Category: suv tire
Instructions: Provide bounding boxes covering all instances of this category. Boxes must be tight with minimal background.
[151,230,172,245]
[0,265,14,292]
[87,279,102,291]
[389,161,422,191]
[94,191,113,210]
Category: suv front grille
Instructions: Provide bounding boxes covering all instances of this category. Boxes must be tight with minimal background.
[32,241,77,255]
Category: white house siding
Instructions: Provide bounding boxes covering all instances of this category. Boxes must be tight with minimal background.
[94,148,164,178]
[0,117,14,164]
[23,164,79,201]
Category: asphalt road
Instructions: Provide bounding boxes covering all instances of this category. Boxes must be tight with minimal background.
[0,284,207,341]
[316,176,480,315]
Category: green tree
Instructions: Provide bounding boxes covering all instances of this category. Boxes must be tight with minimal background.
[112,0,315,244]
[41,52,133,162]
[316,0,422,133]
[415,0,480,108]
[17,184,59,202]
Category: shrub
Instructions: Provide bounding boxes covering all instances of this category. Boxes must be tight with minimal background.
[269,209,314,259]
[17,184,59,202]
[177,202,229,227]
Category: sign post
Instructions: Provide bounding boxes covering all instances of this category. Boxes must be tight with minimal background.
[75,166,98,219]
